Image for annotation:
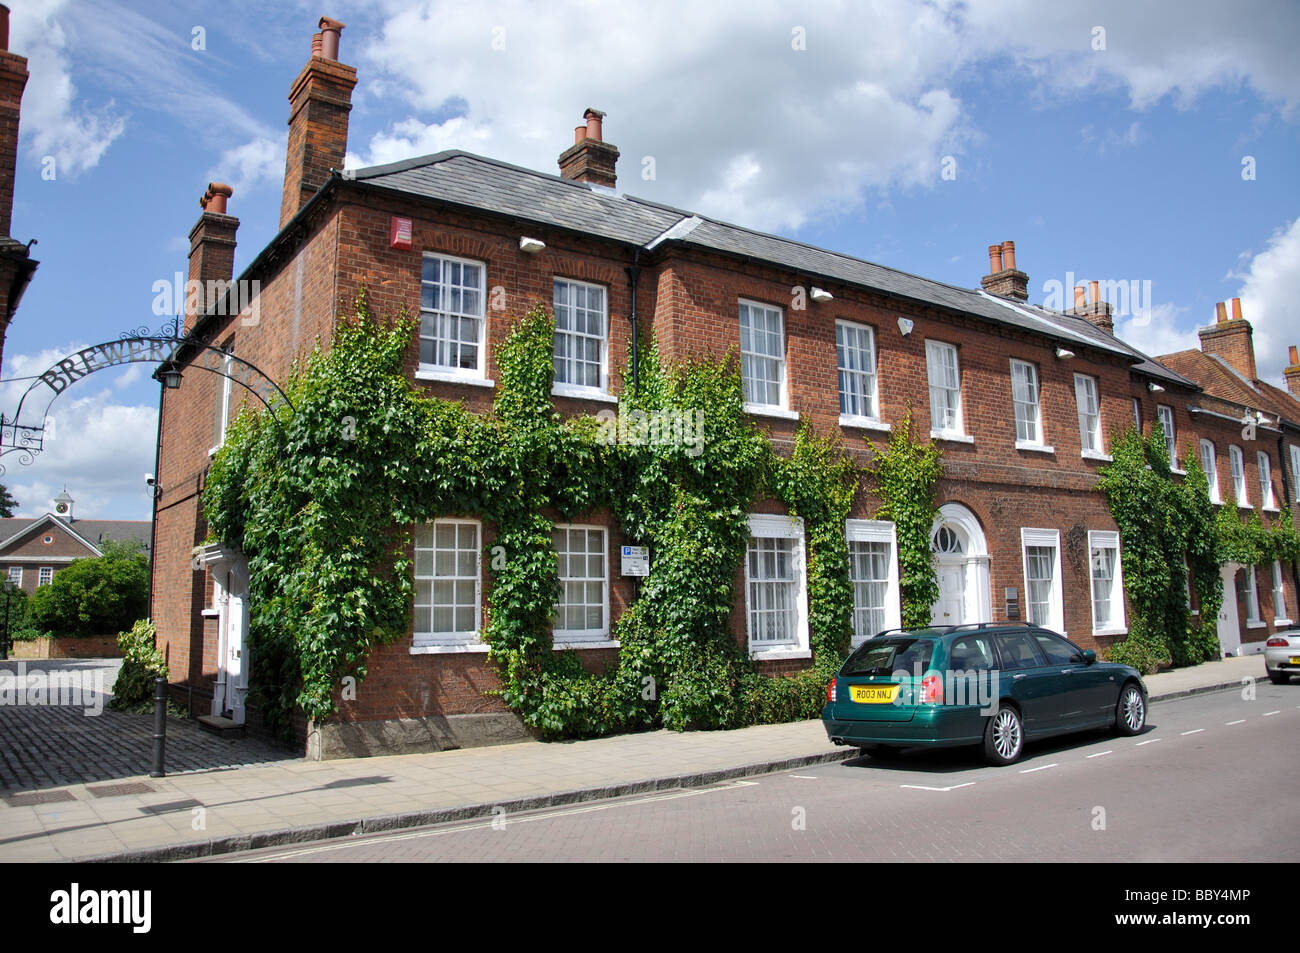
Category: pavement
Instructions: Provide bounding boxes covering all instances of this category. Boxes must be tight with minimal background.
[0,653,1270,863]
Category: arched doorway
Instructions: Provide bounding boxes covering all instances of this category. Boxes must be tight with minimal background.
[929,503,992,626]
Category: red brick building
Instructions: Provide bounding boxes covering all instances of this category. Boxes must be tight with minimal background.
[151,17,1300,757]
[0,4,37,376]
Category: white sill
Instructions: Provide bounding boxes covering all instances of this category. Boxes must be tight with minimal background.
[415,367,495,388]
[1275,619,1294,627]
[1092,627,1128,638]
[1081,450,1113,462]
[208,446,219,458]
[744,402,799,421]
[200,608,220,618]
[1237,503,1253,511]
[1246,620,1267,629]
[554,639,620,650]
[552,384,618,404]
[1171,466,1187,476]
[839,414,891,433]
[410,642,490,655]
[930,430,974,444]
[1263,506,1280,513]
[1015,441,1055,454]
[749,646,813,662]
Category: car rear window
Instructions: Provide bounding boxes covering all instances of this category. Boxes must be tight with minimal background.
[842,637,934,677]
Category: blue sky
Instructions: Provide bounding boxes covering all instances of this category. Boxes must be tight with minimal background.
[4,0,1299,520]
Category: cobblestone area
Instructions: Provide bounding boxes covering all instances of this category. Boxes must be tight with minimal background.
[0,659,297,791]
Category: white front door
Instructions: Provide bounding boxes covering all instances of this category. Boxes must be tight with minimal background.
[223,568,248,724]
[1217,563,1241,657]
[932,562,967,625]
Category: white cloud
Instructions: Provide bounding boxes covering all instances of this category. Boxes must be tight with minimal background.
[0,344,156,521]
[347,0,1297,235]
[8,0,126,178]
[210,136,284,194]
[1233,217,1300,384]
[1115,302,1198,358]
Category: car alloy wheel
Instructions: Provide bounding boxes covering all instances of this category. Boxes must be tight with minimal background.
[983,705,1023,765]
[1115,684,1146,736]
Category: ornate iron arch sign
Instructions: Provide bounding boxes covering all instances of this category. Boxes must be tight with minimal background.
[0,321,294,474]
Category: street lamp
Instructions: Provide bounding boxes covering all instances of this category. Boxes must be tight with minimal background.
[160,365,182,389]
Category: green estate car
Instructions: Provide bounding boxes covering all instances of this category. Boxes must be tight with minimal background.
[822,623,1148,766]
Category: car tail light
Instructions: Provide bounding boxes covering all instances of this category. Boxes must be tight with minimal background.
[1266,637,1290,647]
[826,677,837,703]
[920,674,943,704]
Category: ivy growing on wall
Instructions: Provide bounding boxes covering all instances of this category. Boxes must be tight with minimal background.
[206,295,943,739]
[1098,426,1300,674]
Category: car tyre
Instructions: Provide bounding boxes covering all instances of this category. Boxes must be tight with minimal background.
[1268,671,1290,685]
[982,704,1023,766]
[1114,682,1146,736]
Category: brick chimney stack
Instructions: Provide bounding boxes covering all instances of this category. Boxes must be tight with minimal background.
[558,108,619,188]
[1066,278,1114,334]
[186,183,238,330]
[1198,297,1258,382]
[980,239,1028,300]
[0,2,36,375]
[279,16,357,229]
[1284,345,1300,398]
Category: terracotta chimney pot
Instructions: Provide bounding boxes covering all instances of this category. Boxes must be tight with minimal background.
[1001,240,1016,272]
[1289,345,1299,367]
[987,244,1003,273]
[1215,301,1228,324]
[1074,285,1086,308]
[318,17,345,60]
[584,107,605,141]
[1089,280,1100,305]
[575,125,587,144]
[1231,297,1243,322]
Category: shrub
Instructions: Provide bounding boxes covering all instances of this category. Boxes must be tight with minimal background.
[28,551,149,637]
[110,619,169,710]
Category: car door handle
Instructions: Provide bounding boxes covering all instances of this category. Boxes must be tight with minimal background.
[1013,674,1026,680]
[1061,669,1073,674]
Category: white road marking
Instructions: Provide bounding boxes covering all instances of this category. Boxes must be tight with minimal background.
[1263,710,1280,716]
[790,775,819,779]
[1225,720,1246,725]
[1136,738,1162,746]
[1019,763,1057,774]
[1180,729,1205,736]
[1086,750,1113,759]
[899,782,975,792]
[234,779,759,862]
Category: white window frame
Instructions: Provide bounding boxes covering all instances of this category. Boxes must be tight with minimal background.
[1290,444,1300,499]
[1244,565,1262,626]
[6,566,21,587]
[836,320,886,430]
[1020,528,1065,634]
[1131,397,1141,429]
[417,252,489,382]
[1200,439,1221,503]
[739,299,789,414]
[1073,374,1106,459]
[744,514,810,661]
[845,519,901,647]
[1087,530,1126,636]
[926,340,968,441]
[1010,359,1050,451]
[1272,561,1291,625]
[1258,451,1276,510]
[1230,445,1248,507]
[38,566,53,587]
[552,277,612,401]
[411,518,485,652]
[552,524,611,646]
[1156,404,1175,454]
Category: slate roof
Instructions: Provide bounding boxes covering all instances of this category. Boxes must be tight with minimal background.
[0,514,151,556]
[344,150,1189,372]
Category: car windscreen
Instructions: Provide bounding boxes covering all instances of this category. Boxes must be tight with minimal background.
[841,637,934,677]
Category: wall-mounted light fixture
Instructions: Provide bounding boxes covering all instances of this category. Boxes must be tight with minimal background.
[519,237,546,254]
[811,287,833,303]
[1149,383,1165,393]
[1055,348,1074,359]
[897,317,914,336]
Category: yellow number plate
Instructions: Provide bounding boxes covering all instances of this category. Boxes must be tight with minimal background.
[1290,656,1300,665]
[850,684,899,704]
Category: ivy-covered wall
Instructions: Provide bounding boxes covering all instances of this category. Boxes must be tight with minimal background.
[204,296,944,740]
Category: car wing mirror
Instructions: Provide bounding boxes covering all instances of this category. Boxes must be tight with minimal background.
[1081,650,1097,665]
